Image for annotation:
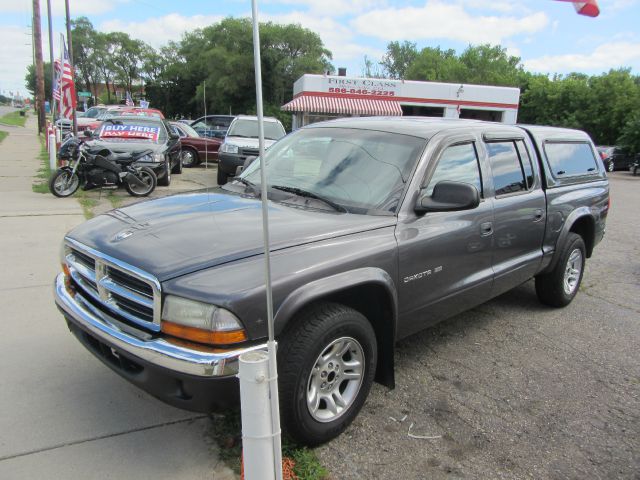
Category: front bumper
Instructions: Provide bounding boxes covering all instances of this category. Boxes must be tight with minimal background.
[218,152,248,175]
[54,273,267,411]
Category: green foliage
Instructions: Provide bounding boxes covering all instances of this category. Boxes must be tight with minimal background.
[381,41,418,79]
[617,113,640,154]
[0,131,8,143]
[0,110,27,127]
[25,62,53,100]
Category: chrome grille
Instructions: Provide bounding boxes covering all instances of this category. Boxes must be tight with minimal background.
[64,239,161,332]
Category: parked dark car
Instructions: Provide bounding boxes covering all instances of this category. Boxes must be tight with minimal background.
[55,118,608,446]
[190,115,235,139]
[169,122,221,167]
[87,116,182,186]
[596,146,635,172]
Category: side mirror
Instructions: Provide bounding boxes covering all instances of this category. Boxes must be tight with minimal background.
[83,130,93,138]
[415,181,480,214]
[169,132,180,140]
[235,156,257,175]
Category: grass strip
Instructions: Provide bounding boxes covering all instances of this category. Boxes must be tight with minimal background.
[0,110,27,127]
[76,190,98,219]
[32,136,53,194]
[0,131,7,143]
[209,410,328,479]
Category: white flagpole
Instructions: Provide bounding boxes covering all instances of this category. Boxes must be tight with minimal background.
[247,1,283,479]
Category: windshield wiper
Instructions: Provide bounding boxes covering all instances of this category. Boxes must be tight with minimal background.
[233,177,260,196]
[271,185,347,212]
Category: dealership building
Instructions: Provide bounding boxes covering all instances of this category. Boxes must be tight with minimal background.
[282,74,520,129]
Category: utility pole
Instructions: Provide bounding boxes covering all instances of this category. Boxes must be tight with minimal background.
[32,0,46,134]
[46,0,55,121]
[65,0,77,135]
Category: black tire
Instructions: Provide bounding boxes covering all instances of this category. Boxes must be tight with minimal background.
[181,148,199,168]
[633,165,639,176]
[217,168,228,186]
[278,303,377,446]
[124,167,156,197]
[607,160,614,172]
[158,160,171,186]
[171,155,183,174]
[49,168,80,197]
[535,232,586,307]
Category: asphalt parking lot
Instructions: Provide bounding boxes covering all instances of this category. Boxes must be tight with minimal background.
[0,118,638,479]
[317,172,640,479]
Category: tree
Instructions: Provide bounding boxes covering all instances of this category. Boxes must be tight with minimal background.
[25,62,52,101]
[405,46,462,82]
[109,32,146,94]
[617,113,640,154]
[71,17,102,97]
[381,41,418,79]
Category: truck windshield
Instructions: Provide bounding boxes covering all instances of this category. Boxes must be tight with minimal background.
[227,119,286,140]
[239,127,425,214]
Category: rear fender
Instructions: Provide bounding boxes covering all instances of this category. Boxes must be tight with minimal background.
[545,207,595,273]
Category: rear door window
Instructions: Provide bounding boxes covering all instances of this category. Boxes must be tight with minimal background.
[544,142,598,177]
[486,141,527,196]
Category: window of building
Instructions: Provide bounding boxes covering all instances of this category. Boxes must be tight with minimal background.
[544,142,598,177]
[425,142,482,196]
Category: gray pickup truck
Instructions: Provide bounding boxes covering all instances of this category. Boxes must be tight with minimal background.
[54,118,609,445]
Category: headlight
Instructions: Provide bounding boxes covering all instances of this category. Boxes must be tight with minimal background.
[220,143,239,154]
[161,295,247,345]
[153,153,165,162]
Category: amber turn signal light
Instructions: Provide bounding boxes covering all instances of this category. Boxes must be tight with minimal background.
[161,320,247,346]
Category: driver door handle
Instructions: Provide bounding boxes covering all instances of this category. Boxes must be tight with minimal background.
[534,209,544,222]
[480,222,493,236]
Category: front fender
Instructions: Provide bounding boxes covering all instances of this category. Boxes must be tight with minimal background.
[273,267,398,335]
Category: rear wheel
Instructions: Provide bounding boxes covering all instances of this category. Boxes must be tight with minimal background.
[124,167,156,197]
[171,155,183,174]
[217,168,228,186]
[49,169,80,197]
[181,148,199,168]
[535,232,586,307]
[278,303,377,446]
[158,160,171,186]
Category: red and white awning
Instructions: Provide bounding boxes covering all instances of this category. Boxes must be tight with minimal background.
[282,94,402,116]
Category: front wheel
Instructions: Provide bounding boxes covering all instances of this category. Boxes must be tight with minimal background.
[125,167,156,197]
[607,161,614,172]
[49,169,80,197]
[181,149,199,168]
[633,165,639,176]
[158,160,171,186]
[216,168,228,186]
[171,155,183,174]
[535,232,586,307]
[278,303,377,446]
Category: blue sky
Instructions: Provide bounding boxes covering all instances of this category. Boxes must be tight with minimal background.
[1,0,640,97]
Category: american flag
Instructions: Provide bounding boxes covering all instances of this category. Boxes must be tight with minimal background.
[125,91,134,107]
[60,37,77,119]
[52,59,62,101]
[555,0,600,17]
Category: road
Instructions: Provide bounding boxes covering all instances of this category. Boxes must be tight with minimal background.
[317,171,640,479]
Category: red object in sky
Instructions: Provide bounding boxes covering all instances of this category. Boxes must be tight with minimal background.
[555,0,600,17]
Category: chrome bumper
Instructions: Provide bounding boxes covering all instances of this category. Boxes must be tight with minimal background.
[54,273,267,377]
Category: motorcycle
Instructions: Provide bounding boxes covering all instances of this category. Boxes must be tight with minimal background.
[49,134,157,198]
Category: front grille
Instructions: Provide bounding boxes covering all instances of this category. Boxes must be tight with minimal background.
[65,240,161,332]
[241,147,259,157]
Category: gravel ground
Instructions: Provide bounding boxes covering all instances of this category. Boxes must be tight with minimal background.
[317,171,640,480]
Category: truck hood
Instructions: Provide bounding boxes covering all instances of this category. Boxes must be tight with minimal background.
[66,189,396,281]
[85,138,166,154]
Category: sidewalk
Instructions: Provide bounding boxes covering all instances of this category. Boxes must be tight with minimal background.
[0,116,235,480]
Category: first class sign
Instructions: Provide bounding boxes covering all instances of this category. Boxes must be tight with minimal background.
[324,77,400,97]
[100,124,160,141]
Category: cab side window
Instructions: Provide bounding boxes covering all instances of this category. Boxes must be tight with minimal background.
[486,141,528,196]
[425,142,482,196]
